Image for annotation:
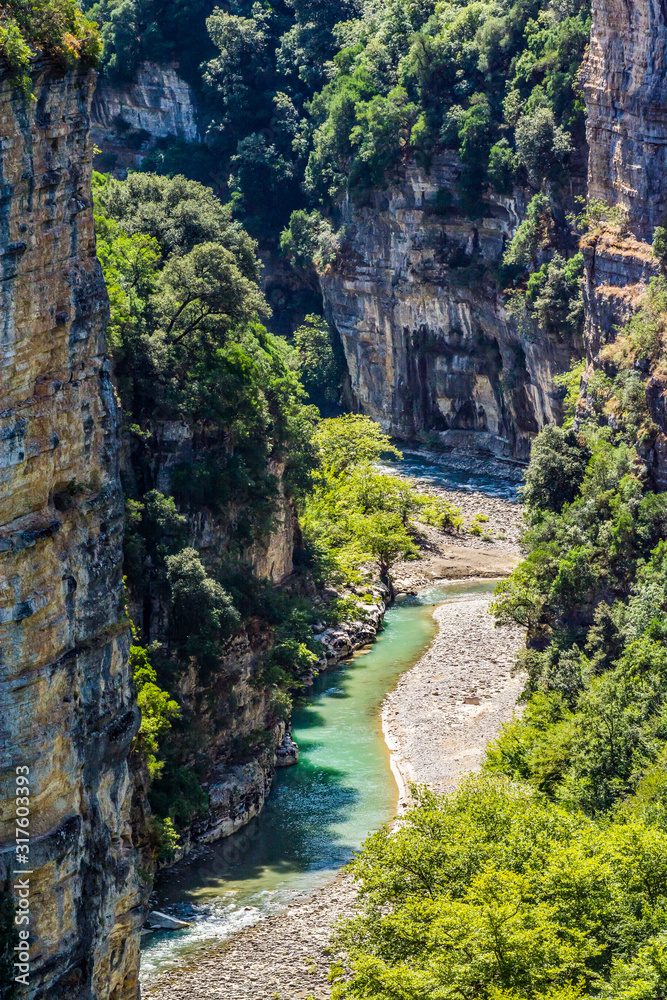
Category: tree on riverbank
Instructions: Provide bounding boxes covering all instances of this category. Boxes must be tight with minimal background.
[333,305,667,995]
[302,415,461,598]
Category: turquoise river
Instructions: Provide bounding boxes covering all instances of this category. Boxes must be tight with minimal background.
[141,578,498,984]
[141,454,516,984]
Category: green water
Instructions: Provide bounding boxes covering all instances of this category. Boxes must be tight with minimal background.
[140,580,497,985]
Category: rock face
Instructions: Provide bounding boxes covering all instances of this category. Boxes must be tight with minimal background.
[583,0,667,242]
[580,0,667,485]
[0,60,144,1000]
[320,155,581,462]
[91,62,199,174]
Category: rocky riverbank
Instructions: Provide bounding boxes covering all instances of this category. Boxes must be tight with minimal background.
[383,594,524,808]
[144,566,526,1000]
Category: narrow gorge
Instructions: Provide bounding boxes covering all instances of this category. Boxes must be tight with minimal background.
[2,0,667,998]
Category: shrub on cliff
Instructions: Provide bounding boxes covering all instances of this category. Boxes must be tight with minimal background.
[280,210,341,271]
[0,0,100,91]
[165,548,240,672]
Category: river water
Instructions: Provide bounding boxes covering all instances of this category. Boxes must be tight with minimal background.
[141,455,514,986]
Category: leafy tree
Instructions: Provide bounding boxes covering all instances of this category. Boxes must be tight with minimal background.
[521,425,590,513]
[333,775,667,1000]
[653,226,667,268]
[165,548,240,669]
[293,314,345,413]
[313,415,402,476]
[525,252,584,338]
[351,511,417,599]
[280,210,341,271]
[515,106,573,185]
[152,241,267,347]
[488,138,517,195]
[131,644,180,779]
[301,416,460,596]
[501,190,554,280]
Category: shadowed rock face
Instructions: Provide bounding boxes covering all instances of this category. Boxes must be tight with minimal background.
[91,61,199,174]
[0,60,144,1000]
[320,155,581,463]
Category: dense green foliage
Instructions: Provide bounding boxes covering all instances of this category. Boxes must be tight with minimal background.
[305,0,590,206]
[130,642,180,780]
[336,775,667,1000]
[95,170,322,827]
[94,171,317,538]
[293,313,346,414]
[302,416,461,597]
[85,0,590,266]
[0,0,100,91]
[483,272,667,821]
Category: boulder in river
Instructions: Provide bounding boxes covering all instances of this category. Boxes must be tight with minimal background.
[276,733,299,767]
[146,911,192,930]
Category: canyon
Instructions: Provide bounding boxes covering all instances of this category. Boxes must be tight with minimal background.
[1,0,667,996]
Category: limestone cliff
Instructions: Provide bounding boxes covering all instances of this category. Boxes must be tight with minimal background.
[583,0,667,243]
[91,62,199,174]
[580,0,667,484]
[320,156,582,463]
[0,59,143,999]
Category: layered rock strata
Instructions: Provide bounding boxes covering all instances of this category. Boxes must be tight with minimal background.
[581,0,667,485]
[320,156,582,462]
[0,60,144,999]
[583,0,667,242]
[91,61,199,175]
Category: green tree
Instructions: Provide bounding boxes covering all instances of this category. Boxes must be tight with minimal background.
[280,209,340,271]
[293,314,344,412]
[131,644,180,779]
[165,548,240,668]
[313,415,402,476]
[515,107,573,185]
[352,510,417,599]
[521,425,590,513]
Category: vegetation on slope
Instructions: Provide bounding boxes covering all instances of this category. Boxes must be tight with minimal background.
[305,0,589,206]
[332,287,667,998]
[83,0,589,251]
[0,0,100,90]
[94,171,463,845]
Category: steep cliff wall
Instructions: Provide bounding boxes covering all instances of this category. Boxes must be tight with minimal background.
[320,156,583,463]
[580,0,667,484]
[0,60,143,1000]
[583,0,667,242]
[91,62,199,174]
